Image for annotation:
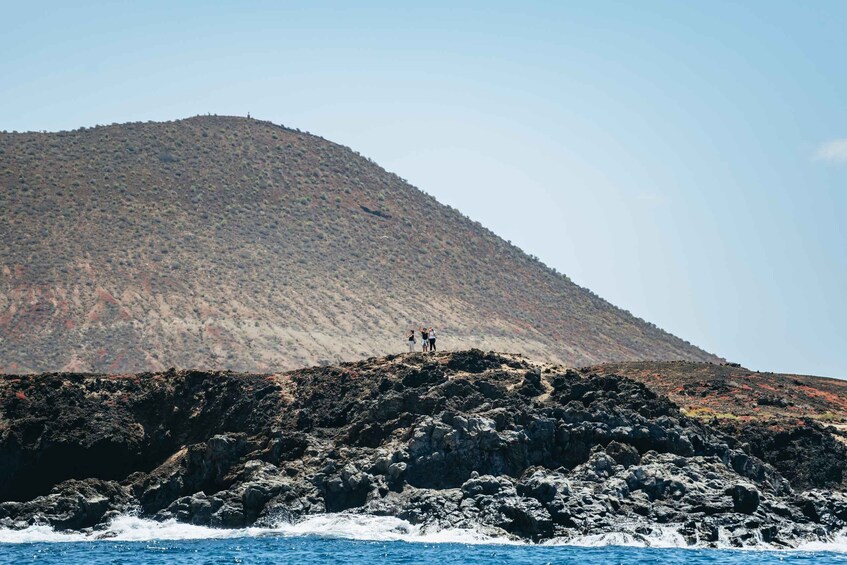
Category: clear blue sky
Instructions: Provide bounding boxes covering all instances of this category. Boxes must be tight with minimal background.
[2,1,845,377]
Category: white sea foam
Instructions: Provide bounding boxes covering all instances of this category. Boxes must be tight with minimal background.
[0,524,89,544]
[270,514,519,545]
[1,513,847,552]
[0,513,516,546]
[550,526,769,551]
[551,528,690,549]
[796,533,847,553]
[553,525,847,553]
[0,516,241,544]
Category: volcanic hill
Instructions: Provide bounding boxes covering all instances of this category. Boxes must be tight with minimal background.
[0,116,719,373]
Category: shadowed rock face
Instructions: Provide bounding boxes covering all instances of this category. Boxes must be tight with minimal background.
[716,421,847,491]
[0,369,279,502]
[1,350,846,547]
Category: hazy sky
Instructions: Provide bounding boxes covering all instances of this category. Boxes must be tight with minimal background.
[2,1,845,377]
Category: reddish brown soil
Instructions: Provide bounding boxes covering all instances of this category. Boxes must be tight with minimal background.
[0,116,719,374]
[584,361,847,425]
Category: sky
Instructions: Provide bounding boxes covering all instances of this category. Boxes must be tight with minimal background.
[1,1,845,377]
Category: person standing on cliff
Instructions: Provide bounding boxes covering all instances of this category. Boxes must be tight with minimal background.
[406,329,415,353]
[428,327,437,351]
[420,327,429,352]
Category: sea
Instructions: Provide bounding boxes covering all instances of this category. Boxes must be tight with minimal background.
[1,514,846,564]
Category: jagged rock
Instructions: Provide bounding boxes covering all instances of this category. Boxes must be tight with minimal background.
[461,475,515,497]
[387,462,407,481]
[605,440,641,468]
[0,350,845,548]
[731,483,760,514]
[517,470,570,502]
[0,479,132,531]
[212,502,245,528]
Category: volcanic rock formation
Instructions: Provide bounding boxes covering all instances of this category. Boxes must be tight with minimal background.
[0,116,718,373]
[2,350,846,547]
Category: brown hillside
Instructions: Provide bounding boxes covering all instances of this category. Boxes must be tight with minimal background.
[585,361,847,424]
[0,116,720,373]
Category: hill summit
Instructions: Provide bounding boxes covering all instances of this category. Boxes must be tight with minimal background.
[0,116,718,373]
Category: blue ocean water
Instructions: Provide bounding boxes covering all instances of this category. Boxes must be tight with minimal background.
[1,515,846,564]
[2,536,847,565]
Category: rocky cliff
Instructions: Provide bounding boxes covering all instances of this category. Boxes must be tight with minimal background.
[1,350,845,547]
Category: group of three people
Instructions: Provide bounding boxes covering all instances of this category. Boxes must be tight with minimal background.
[407,327,436,352]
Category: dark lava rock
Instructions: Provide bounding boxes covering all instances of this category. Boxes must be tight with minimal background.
[0,350,845,548]
[446,350,517,374]
[0,479,132,530]
[757,395,791,408]
[605,440,641,468]
[731,483,760,514]
[719,421,847,490]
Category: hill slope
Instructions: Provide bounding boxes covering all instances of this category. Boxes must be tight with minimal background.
[0,116,719,373]
[586,361,847,424]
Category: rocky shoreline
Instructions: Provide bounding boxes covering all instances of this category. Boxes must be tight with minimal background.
[1,350,846,547]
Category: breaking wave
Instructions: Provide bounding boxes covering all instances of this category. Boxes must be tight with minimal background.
[1,513,846,553]
[0,514,516,545]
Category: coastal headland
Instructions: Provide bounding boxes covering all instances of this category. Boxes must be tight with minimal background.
[1,350,845,547]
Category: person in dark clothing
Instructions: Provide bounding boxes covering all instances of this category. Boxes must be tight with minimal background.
[420,327,429,352]
[428,327,436,351]
[406,329,415,353]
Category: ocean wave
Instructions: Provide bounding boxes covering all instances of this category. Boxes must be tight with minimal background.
[1,514,846,552]
[547,528,689,549]
[0,514,517,546]
[795,533,847,553]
